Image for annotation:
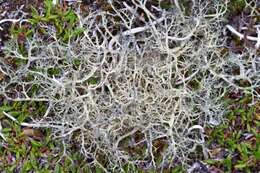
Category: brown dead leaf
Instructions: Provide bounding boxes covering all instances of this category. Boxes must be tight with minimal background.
[254,102,260,120]
[208,166,224,173]
[0,72,5,81]
[208,148,222,158]
[22,127,43,140]
[39,147,49,154]
[255,114,260,121]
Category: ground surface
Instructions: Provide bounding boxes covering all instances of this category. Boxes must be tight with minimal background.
[0,0,260,173]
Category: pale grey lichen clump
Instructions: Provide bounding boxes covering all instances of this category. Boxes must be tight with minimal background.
[0,0,259,172]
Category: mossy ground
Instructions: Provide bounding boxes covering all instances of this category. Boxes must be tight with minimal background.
[204,95,260,173]
[0,0,259,172]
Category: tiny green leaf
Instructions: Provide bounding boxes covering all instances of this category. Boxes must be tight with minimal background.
[31,140,43,148]
[54,164,63,173]
[72,28,85,37]
[235,163,247,169]
[204,159,218,165]
[96,167,103,173]
[0,105,13,112]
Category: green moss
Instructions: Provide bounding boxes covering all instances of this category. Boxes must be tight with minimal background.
[47,67,61,77]
[229,0,246,10]
[11,0,84,44]
[73,59,81,69]
[227,0,246,15]
[87,77,99,85]
[205,97,260,172]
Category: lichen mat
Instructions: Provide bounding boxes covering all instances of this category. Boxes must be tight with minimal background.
[0,0,259,172]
